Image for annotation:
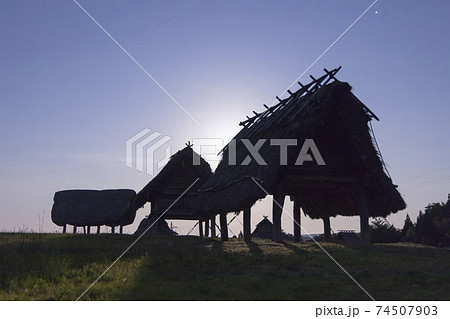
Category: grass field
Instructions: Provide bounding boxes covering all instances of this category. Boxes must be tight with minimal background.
[0,233,449,300]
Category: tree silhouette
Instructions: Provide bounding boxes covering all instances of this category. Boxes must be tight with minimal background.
[370,218,400,243]
[415,195,450,246]
[400,213,415,242]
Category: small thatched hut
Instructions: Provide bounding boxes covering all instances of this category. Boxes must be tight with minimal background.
[134,144,213,236]
[197,67,406,243]
[252,216,292,240]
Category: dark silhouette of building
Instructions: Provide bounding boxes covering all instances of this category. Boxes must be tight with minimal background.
[51,189,136,234]
[197,67,406,244]
[134,145,213,236]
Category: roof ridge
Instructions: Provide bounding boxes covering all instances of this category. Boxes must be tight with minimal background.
[238,67,342,128]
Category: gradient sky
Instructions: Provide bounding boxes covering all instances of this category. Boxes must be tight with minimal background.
[1,0,449,236]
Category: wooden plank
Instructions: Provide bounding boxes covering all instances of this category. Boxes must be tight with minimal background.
[152,212,199,220]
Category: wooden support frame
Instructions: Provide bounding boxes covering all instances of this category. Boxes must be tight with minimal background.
[293,198,301,242]
[87,226,91,234]
[62,224,66,234]
[97,226,101,234]
[220,213,228,241]
[73,225,77,234]
[111,226,115,234]
[243,207,251,242]
[272,190,285,242]
[120,225,123,234]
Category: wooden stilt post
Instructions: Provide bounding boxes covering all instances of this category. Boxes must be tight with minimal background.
[205,220,210,237]
[323,216,331,241]
[87,226,90,234]
[243,207,251,242]
[359,186,370,245]
[73,225,77,234]
[211,216,216,238]
[83,226,86,234]
[220,213,228,241]
[293,198,302,242]
[97,226,100,234]
[120,225,123,234]
[272,190,285,242]
[199,220,204,237]
[111,226,115,234]
[62,224,66,234]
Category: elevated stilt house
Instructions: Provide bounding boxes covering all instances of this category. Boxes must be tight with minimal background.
[51,189,136,234]
[197,67,406,244]
[134,144,213,236]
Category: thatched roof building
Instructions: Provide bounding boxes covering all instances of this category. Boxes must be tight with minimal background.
[51,189,136,234]
[252,216,292,240]
[197,67,406,243]
[134,145,212,232]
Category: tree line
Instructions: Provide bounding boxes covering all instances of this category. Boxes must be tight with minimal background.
[370,194,450,247]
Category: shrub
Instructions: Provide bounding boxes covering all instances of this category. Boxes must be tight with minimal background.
[370,218,401,243]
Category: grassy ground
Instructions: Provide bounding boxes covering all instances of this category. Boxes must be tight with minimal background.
[0,233,449,300]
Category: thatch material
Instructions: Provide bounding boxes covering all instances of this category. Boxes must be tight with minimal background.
[197,68,406,220]
[51,189,136,227]
[134,145,212,219]
[133,217,178,237]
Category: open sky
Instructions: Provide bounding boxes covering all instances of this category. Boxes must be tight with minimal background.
[1,0,449,236]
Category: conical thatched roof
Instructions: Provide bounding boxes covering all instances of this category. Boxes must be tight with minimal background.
[134,145,212,210]
[251,216,292,240]
[197,67,406,220]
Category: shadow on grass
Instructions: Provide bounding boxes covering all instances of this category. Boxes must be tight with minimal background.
[281,241,308,255]
[245,240,263,255]
[2,233,450,300]
[209,239,223,253]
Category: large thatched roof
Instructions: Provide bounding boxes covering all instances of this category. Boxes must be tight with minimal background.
[134,145,212,209]
[52,189,136,227]
[197,67,406,219]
